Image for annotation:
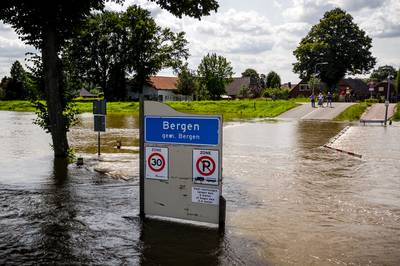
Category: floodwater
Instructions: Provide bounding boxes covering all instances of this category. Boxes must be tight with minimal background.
[0,111,399,265]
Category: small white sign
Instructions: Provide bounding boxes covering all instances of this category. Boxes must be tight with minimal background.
[369,87,374,92]
[145,147,168,180]
[192,187,219,205]
[193,149,219,185]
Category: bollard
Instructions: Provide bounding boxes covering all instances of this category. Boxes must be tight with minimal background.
[116,140,122,149]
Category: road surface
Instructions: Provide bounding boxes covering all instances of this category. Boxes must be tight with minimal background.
[278,102,355,120]
[360,103,397,121]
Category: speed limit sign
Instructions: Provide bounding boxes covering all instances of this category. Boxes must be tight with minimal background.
[145,147,168,180]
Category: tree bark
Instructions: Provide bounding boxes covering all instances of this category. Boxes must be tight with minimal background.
[42,26,69,157]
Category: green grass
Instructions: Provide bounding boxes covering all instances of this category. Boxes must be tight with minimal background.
[334,102,369,121]
[167,100,298,121]
[289,97,309,103]
[393,103,400,121]
[0,100,37,112]
[0,99,298,120]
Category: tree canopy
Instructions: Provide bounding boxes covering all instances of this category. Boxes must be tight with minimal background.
[197,53,233,100]
[293,8,376,88]
[266,71,281,88]
[176,64,197,96]
[64,6,189,100]
[369,65,397,82]
[0,0,219,158]
[241,68,259,79]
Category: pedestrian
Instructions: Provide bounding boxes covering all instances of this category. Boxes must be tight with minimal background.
[327,91,333,107]
[310,93,316,108]
[318,93,324,107]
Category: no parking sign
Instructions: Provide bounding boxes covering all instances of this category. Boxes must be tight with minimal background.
[145,147,168,180]
[193,150,219,185]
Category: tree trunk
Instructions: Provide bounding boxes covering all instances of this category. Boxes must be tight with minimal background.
[42,26,69,158]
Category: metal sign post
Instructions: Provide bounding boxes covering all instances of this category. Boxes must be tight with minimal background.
[139,101,225,228]
[93,100,106,156]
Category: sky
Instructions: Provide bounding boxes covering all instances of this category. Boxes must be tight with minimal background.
[0,0,399,83]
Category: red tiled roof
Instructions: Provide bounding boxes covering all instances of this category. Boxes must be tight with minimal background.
[149,76,178,91]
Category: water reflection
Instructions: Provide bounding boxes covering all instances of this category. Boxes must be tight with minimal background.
[140,220,222,265]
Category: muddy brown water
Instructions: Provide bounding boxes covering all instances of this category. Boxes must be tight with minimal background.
[0,111,399,265]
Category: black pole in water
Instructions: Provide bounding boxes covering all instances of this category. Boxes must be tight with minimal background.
[97,131,100,156]
[139,94,145,219]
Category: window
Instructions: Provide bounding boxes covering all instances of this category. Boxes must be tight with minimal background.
[299,84,309,91]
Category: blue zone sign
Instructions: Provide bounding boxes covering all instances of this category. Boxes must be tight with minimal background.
[145,116,220,146]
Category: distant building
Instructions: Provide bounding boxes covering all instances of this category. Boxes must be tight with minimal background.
[369,80,397,102]
[288,79,328,98]
[127,76,192,102]
[289,78,373,101]
[338,78,369,101]
[225,77,261,99]
[79,88,96,98]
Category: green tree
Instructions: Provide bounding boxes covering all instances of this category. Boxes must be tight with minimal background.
[197,53,233,100]
[293,8,376,88]
[238,85,249,98]
[241,68,259,79]
[0,0,218,158]
[266,71,281,88]
[2,61,28,99]
[395,68,400,98]
[370,65,397,82]
[176,64,197,96]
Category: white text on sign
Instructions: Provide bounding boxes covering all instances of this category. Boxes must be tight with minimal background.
[192,187,219,205]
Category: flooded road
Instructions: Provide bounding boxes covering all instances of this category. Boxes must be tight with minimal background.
[1,111,399,265]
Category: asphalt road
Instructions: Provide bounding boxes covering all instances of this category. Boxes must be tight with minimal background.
[278,102,355,120]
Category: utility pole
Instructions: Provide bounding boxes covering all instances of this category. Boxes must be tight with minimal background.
[313,62,328,94]
[384,75,392,126]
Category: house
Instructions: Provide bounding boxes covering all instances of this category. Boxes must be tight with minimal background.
[79,88,97,98]
[225,77,261,99]
[289,78,371,101]
[127,76,192,102]
[370,80,397,101]
[288,79,328,98]
[337,78,369,101]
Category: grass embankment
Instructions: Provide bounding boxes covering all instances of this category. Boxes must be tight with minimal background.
[393,103,400,121]
[334,102,369,121]
[0,99,298,120]
[168,100,298,120]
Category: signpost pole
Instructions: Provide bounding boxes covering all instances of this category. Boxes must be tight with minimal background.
[97,131,100,156]
[139,94,145,219]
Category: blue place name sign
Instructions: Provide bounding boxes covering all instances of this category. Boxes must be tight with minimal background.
[145,116,220,146]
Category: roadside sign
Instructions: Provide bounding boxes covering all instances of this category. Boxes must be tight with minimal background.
[94,115,106,132]
[145,116,220,146]
[93,100,106,115]
[369,87,374,92]
[193,150,219,185]
[145,147,168,180]
[192,187,219,205]
[142,101,225,227]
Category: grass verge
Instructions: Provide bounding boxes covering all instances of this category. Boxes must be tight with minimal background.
[393,103,400,121]
[334,102,369,121]
[0,99,298,120]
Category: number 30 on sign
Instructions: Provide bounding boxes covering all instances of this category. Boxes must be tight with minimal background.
[145,147,168,180]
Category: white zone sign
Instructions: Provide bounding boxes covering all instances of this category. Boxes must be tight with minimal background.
[193,149,219,185]
[192,187,219,205]
[145,147,168,180]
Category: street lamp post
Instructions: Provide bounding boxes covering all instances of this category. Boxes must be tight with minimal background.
[313,62,328,94]
[384,74,393,126]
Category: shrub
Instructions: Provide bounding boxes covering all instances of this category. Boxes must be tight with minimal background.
[263,88,289,100]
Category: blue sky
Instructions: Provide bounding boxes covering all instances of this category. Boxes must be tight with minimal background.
[1,0,399,83]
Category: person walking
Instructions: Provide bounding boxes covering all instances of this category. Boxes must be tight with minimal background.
[310,93,316,108]
[327,91,333,107]
[318,93,324,108]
